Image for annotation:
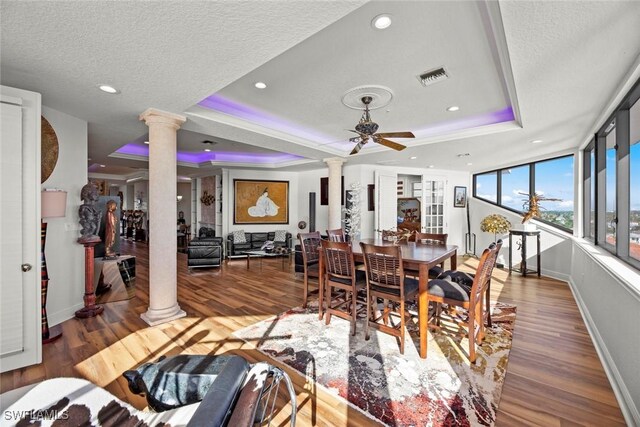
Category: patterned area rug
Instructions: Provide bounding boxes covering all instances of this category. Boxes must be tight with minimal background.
[234,302,516,426]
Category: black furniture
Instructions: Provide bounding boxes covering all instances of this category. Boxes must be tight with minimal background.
[187,237,223,270]
[508,229,541,277]
[123,354,297,426]
[226,231,292,257]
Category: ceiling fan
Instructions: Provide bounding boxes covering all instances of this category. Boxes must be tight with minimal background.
[348,96,415,155]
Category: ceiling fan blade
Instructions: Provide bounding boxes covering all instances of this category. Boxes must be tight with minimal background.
[375,137,407,151]
[350,141,364,155]
[375,131,415,139]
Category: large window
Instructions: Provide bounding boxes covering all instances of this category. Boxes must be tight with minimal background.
[587,77,640,270]
[500,165,529,212]
[630,99,640,261]
[583,141,596,240]
[535,156,575,229]
[473,155,574,232]
[474,172,497,203]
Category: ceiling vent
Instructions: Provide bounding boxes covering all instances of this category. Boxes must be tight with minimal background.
[417,67,448,87]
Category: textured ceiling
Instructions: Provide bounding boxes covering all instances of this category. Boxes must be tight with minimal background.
[2,1,640,176]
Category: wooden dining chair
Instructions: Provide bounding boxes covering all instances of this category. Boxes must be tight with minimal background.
[426,243,499,363]
[404,232,449,279]
[437,239,503,327]
[326,228,346,242]
[298,232,322,308]
[359,242,419,354]
[320,240,366,335]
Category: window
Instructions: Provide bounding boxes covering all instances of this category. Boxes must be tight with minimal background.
[583,141,596,240]
[630,99,640,261]
[500,165,529,212]
[605,126,617,249]
[587,77,640,270]
[474,172,497,203]
[473,155,574,232]
[535,156,574,230]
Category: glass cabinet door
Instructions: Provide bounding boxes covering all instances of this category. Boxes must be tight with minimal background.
[423,178,446,233]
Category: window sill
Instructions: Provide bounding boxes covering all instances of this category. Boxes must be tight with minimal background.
[573,237,640,302]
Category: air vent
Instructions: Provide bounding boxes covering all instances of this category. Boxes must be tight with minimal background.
[417,67,448,87]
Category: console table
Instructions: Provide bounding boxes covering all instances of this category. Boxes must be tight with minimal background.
[508,229,541,277]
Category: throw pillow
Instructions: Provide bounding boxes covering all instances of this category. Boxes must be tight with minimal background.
[273,230,287,243]
[232,230,247,244]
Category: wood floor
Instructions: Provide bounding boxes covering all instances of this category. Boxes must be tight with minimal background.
[1,240,626,426]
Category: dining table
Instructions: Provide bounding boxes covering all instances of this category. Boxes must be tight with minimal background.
[318,238,458,359]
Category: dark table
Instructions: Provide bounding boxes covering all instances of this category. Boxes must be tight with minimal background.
[508,229,541,277]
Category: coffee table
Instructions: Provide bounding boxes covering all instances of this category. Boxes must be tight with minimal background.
[242,250,291,270]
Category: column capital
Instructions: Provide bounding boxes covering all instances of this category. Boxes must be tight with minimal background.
[323,157,346,167]
[139,108,186,129]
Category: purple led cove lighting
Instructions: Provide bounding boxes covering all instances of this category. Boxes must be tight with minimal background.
[414,106,515,137]
[199,94,334,143]
[115,143,303,164]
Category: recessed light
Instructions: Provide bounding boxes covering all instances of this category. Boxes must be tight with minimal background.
[467,162,473,166]
[428,165,434,168]
[410,156,417,160]
[446,106,460,112]
[99,164,106,168]
[530,139,543,144]
[144,141,149,145]
[457,153,470,157]
[254,82,267,89]
[204,149,211,152]
[98,84,119,94]
[372,14,392,30]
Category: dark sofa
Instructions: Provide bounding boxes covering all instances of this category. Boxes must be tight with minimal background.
[187,237,223,270]
[226,231,292,257]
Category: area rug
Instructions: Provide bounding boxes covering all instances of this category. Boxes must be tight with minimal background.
[233,302,517,426]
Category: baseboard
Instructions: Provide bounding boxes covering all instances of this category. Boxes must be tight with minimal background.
[567,277,640,426]
[540,268,570,282]
[48,303,84,327]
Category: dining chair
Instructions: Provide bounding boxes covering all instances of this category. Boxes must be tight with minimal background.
[405,232,449,279]
[437,239,503,327]
[326,228,346,242]
[298,231,322,308]
[320,240,366,335]
[359,242,419,354]
[426,242,499,363]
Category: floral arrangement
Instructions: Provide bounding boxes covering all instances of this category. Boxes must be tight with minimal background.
[342,182,362,240]
[480,214,511,240]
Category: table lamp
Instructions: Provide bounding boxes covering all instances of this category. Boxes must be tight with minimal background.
[41,189,67,343]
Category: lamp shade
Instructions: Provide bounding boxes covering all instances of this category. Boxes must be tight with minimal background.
[41,190,67,219]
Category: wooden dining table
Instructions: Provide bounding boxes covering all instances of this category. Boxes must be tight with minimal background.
[318,238,458,359]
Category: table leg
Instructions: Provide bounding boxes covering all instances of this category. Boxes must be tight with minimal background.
[451,249,457,270]
[318,250,324,320]
[418,263,429,359]
[508,233,512,274]
[537,233,541,277]
[246,254,250,269]
[522,236,527,277]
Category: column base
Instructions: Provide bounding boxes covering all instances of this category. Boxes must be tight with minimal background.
[141,306,186,326]
[75,304,104,318]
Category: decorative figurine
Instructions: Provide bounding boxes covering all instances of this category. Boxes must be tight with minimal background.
[78,182,102,243]
[104,200,118,259]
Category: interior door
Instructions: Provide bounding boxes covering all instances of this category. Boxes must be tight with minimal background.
[374,170,398,237]
[0,86,41,372]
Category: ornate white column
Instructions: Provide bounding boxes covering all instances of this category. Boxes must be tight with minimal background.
[139,108,186,326]
[324,157,346,230]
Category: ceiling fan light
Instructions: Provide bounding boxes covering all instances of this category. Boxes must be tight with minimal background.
[372,14,392,30]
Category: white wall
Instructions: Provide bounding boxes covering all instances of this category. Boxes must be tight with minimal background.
[570,243,640,424]
[41,106,87,325]
[222,169,300,239]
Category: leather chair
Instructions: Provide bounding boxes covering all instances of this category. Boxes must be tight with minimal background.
[187,237,223,270]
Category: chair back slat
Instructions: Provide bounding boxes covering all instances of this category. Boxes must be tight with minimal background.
[469,243,499,305]
[360,243,404,294]
[326,229,346,242]
[298,232,321,265]
[321,240,354,279]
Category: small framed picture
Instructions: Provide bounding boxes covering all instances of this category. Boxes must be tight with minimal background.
[454,186,467,208]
